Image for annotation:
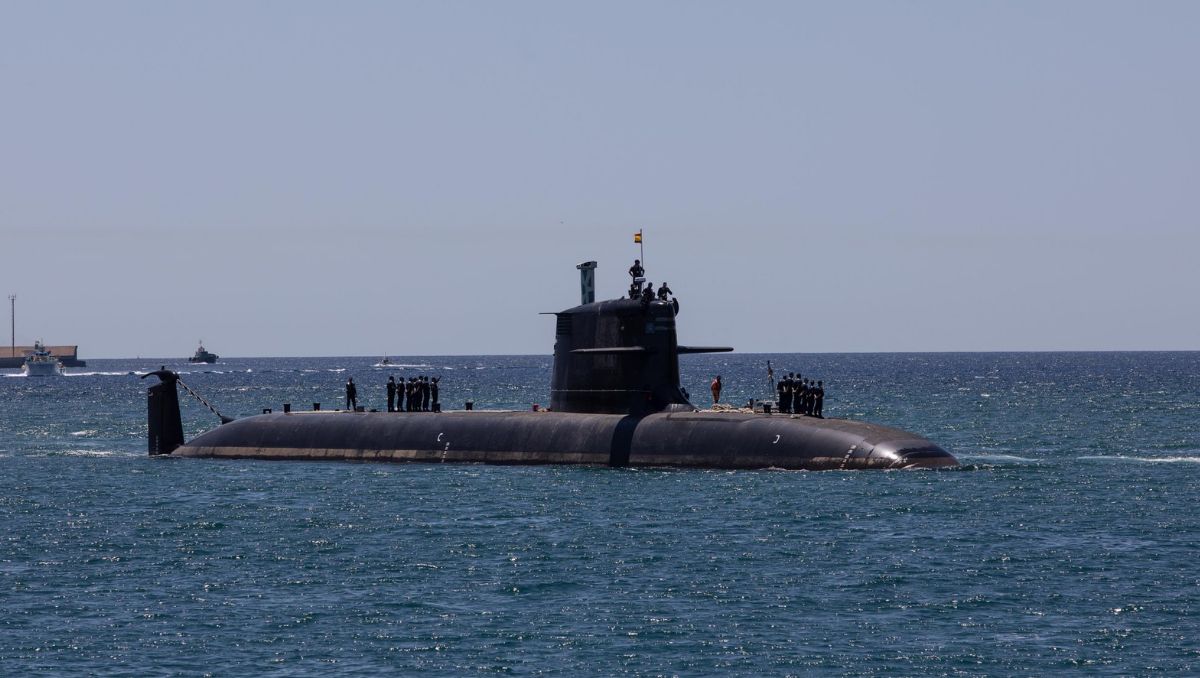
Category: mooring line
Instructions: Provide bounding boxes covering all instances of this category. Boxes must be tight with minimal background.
[176,376,234,424]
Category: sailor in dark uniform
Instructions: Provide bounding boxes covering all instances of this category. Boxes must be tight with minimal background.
[421,376,431,411]
[629,259,645,298]
[798,378,809,415]
[805,379,816,416]
[407,378,417,412]
[780,373,792,413]
[345,378,358,411]
[641,283,655,306]
[776,376,787,413]
[431,376,440,411]
[814,380,825,418]
[657,282,672,301]
[386,376,396,412]
[790,374,801,414]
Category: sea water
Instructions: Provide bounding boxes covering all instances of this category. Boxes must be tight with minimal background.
[2,352,1199,675]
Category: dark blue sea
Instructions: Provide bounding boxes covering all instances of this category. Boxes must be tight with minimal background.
[3,352,1199,675]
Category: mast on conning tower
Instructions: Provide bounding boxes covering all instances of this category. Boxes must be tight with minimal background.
[576,261,597,305]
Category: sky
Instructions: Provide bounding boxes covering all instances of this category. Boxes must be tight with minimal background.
[2,1,1197,358]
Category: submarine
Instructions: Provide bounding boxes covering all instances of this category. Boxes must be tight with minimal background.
[144,261,957,470]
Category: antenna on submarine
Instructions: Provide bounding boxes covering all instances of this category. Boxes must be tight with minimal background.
[8,295,14,359]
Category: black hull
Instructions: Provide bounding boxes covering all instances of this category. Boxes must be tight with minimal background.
[173,410,956,470]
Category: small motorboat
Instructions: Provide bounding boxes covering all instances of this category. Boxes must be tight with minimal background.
[22,340,64,376]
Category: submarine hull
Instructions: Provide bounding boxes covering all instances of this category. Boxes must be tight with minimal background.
[173,410,956,470]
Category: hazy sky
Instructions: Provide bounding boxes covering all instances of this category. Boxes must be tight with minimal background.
[2,1,1196,358]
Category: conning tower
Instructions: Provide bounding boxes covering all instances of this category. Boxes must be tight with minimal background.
[550,264,730,415]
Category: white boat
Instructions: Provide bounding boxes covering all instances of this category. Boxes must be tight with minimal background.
[22,340,64,376]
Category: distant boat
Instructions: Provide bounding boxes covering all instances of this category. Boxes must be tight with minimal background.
[23,340,64,376]
[188,341,219,364]
[380,356,394,366]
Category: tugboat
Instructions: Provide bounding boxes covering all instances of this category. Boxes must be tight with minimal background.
[22,340,64,377]
[188,341,219,364]
[144,259,958,470]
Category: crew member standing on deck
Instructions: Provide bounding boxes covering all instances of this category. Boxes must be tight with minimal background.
[431,376,440,411]
[386,376,396,412]
[815,380,825,418]
[421,376,431,411]
[781,373,794,413]
[657,282,672,301]
[710,375,722,405]
[346,378,358,411]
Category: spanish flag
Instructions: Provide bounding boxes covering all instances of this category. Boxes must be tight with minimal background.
[634,231,642,244]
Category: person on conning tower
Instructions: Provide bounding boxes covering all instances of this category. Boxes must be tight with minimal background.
[657,282,672,301]
[641,282,655,306]
[628,259,645,298]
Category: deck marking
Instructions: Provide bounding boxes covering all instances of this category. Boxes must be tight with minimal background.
[840,444,857,470]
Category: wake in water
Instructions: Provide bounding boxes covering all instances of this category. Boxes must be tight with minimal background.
[956,453,1041,464]
[40,449,141,458]
[1078,454,1200,464]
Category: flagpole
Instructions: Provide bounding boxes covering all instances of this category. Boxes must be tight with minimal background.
[639,229,644,269]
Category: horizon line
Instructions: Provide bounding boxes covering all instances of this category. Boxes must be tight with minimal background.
[51,348,1200,361]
